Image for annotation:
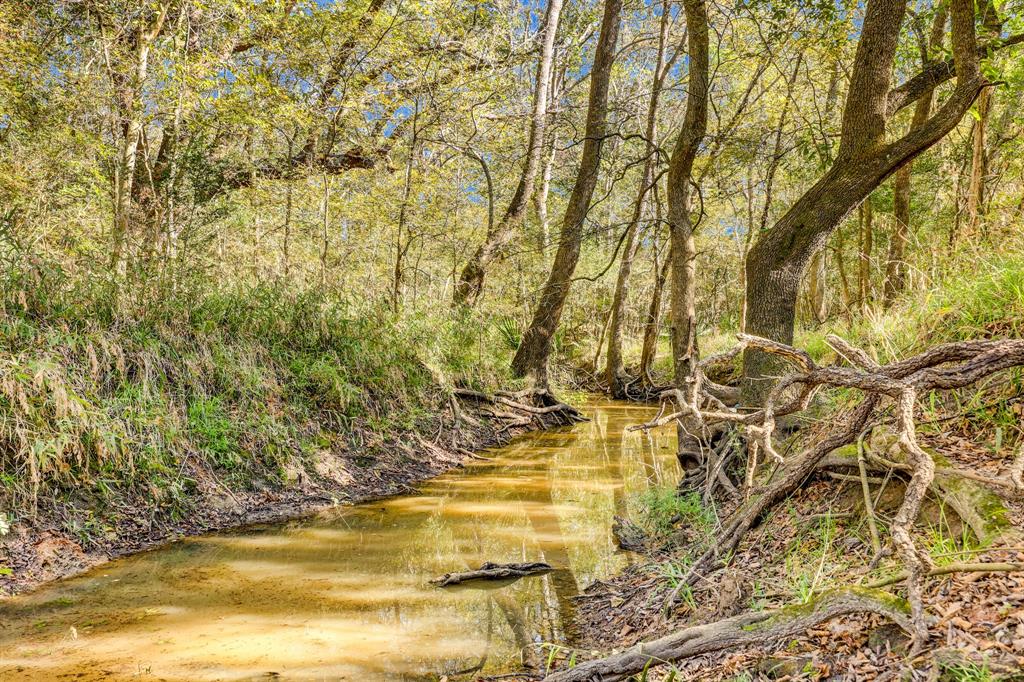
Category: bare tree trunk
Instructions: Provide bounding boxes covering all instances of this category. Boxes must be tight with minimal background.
[320,172,330,289]
[535,132,558,252]
[742,0,983,403]
[591,306,613,375]
[857,197,874,315]
[667,0,709,469]
[966,87,991,234]
[639,245,671,383]
[883,5,947,309]
[282,178,293,280]
[510,0,623,385]
[833,223,854,323]
[393,104,419,313]
[454,0,564,306]
[604,0,670,398]
[966,0,1003,237]
[738,174,756,333]
[109,2,172,272]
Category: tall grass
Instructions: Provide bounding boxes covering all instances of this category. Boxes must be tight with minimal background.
[795,251,1024,363]
[0,258,515,521]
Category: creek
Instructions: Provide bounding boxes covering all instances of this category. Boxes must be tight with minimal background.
[0,399,677,680]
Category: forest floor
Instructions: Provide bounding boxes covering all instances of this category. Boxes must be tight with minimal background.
[0,396,561,597]
[555,425,1024,680]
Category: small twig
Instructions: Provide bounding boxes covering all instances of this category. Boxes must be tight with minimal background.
[864,561,1024,589]
[857,429,883,555]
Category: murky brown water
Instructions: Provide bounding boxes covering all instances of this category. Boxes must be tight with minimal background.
[0,399,677,681]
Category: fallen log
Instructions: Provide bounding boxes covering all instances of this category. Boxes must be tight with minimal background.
[542,588,911,682]
[430,561,554,587]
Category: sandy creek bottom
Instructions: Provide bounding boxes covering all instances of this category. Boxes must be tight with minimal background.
[1,399,678,680]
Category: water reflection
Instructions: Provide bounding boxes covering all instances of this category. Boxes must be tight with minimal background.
[0,399,677,680]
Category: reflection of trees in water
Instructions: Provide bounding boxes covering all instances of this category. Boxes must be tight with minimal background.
[2,403,678,681]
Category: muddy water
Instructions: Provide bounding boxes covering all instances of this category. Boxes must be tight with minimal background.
[0,399,677,681]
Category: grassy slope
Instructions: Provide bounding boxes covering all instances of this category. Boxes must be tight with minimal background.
[0,262,519,585]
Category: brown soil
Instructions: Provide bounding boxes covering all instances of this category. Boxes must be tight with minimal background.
[561,432,1024,680]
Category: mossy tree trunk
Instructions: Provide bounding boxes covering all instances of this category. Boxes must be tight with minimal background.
[742,0,984,404]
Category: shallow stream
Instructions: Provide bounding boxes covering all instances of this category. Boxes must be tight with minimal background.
[0,399,677,680]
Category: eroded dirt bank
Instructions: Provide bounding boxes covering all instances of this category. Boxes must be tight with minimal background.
[0,393,571,597]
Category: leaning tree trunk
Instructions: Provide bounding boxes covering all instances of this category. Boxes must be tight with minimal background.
[604,0,670,398]
[742,0,984,404]
[510,0,623,385]
[665,0,709,470]
[453,0,564,307]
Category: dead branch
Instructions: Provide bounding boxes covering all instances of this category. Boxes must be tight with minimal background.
[643,334,1024,647]
[856,429,883,555]
[431,561,553,587]
[864,561,1024,589]
[542,588,911,682]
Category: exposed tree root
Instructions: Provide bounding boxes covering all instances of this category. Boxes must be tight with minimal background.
[633,334,1024,648]
[819,437,1024,547]
[542,588,911,682]
[453,387,588,430]
[431,561,553,587]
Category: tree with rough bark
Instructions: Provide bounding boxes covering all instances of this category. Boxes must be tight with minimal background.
[665,0,709,467]
[742,0,986,403]
[511,0,623,385]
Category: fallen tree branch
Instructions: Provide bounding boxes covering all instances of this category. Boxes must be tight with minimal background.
[856,429,883,555]
[864,561,1024,589]
[430,561,553,587]
[543,588,911,682]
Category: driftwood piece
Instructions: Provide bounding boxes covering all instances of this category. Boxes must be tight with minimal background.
[542,588,911,682]
[430,561,553,587]
[611,516,648,553]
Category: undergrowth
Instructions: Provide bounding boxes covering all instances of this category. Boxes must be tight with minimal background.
[0,259,516,534]
[629,485,715,541]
